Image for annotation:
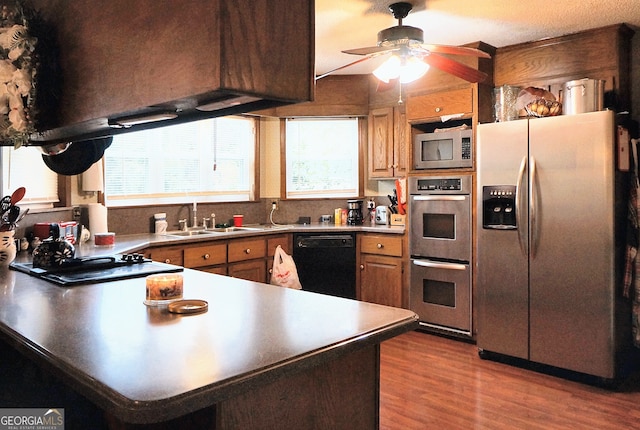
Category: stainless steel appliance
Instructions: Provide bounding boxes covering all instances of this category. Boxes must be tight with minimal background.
[346,200,363,225]
[409,176,472,336]
[293,233,356,299]
[375,206,388,225]
[476,110,628,379]
[413,127,473,170]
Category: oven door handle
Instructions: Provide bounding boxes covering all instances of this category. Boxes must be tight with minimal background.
[412,259,467,271]
[411,195,467,201]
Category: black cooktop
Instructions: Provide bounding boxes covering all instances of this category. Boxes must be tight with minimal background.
[10,254,183,286]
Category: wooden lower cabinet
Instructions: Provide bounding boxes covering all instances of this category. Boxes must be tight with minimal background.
[144,245,184,266]
[359,234,404,308]
[184,242,227,272]
[360,254,403,307]
[228,259,267,283]
[144,234,293,284]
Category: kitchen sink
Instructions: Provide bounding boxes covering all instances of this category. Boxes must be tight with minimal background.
[166,230,222,237]
[166,224,292,237]
[210,224,293,233]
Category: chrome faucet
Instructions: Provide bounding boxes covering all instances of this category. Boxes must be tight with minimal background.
[178,219,188,231]
[192,202,198,228]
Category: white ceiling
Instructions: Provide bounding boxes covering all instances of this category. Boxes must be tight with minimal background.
[315,0,640,77]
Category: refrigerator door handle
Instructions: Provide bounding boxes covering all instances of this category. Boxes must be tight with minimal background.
[516,155,528,256]
[529,156,538,259]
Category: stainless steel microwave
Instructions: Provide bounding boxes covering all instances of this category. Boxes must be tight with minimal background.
[413,128,473,169]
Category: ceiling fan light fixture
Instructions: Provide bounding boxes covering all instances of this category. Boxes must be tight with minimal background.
[373,55,401,83]
[399,56,430,83]
[373,55,430,84]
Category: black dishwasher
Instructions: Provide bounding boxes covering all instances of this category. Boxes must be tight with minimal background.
[293,233,356,299]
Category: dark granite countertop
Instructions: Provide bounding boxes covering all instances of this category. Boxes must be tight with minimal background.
[0,264,417,424]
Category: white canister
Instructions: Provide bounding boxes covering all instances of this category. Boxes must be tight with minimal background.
[154,213,168,234]
[561,78,605,115]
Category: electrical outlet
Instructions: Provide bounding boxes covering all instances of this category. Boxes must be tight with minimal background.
[271,200,278,211]
[72,206,81,220]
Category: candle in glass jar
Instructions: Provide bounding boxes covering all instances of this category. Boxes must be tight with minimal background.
[145,273,184,305]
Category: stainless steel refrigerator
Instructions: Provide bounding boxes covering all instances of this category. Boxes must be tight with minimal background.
[476,110,629,379]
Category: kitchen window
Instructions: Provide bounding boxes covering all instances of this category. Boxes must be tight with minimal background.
[104,116,257,207]
[284,117,362,199]
[0,146,59,207]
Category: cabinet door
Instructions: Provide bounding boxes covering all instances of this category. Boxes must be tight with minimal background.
[406,88,473,122]
[368,107,395,178]
[393,107,409,176]
[228,260,267,283]
[360,254,403,307]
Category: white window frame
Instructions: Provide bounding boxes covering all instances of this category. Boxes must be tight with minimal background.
[104,116,258,207]
[283,117,363,199]
[0,146,59,209]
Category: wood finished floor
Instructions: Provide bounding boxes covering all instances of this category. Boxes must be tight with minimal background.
[379,330,640,429]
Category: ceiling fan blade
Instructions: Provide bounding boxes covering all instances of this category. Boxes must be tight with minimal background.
[423,52,488,83]
[421,44,491,58]
[315,55,376,80]
[342,45,399,56]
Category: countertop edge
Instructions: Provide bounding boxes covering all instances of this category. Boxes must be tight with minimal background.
[113,313,419,423]
[1,309,418,424]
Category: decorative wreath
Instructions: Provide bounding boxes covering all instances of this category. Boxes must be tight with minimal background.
[0,0,59,148]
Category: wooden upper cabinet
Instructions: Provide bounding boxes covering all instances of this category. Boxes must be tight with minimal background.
[368,107,395,178]
[494,24,634,112]
[368,106,408,179]
[406,88,474,123]
[256,75,370,117]
[32,0,314,144]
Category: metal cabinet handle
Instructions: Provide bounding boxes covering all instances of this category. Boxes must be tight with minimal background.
[245,248,251,254]
[164,258,171,264]
[203,253,210,260]
[377,243,383,249]
[412,259,467,271]
[435,107,442,113]
[360,264,364,270]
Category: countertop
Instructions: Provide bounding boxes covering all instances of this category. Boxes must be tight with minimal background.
[1,250,417,424]
[72,222,405,258]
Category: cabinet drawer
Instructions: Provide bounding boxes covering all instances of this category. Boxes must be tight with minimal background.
[360,235,403,257]
[146,246,183,266]
[406,88,473,121]
[228,238,267,263]
[184,243,227,268]
[268,234,291,257]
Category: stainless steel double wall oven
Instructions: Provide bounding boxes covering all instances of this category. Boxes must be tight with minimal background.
[409,175,473,336]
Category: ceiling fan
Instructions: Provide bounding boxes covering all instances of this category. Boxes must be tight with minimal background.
[316,2,491,84]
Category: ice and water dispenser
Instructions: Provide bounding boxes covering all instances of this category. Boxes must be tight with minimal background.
[482,185,516,229]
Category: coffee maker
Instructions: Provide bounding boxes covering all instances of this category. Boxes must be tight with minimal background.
[346,200,363,225]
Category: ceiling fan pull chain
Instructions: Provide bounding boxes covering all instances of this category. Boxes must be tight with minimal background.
[398,83,404,105]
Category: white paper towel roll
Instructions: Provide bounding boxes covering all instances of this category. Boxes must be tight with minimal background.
[87,203,108,238]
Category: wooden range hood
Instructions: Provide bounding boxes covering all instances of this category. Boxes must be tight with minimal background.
[23,0,314,145]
